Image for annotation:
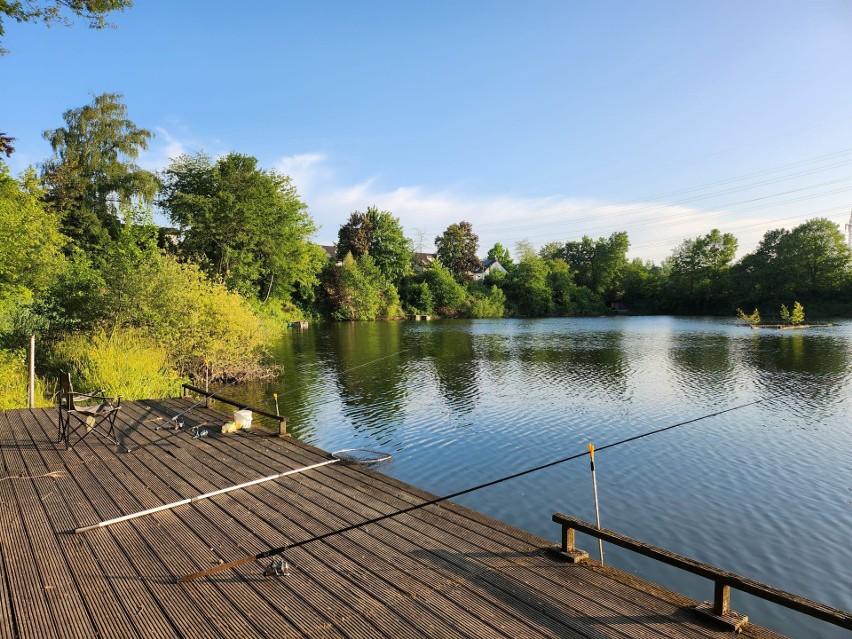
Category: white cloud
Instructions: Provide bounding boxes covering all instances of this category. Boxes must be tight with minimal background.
[138,127,190,171]
[274,152,790,262]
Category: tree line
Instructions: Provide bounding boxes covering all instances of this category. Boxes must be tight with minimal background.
[2,92,851,406]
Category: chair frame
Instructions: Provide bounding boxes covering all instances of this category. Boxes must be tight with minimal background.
[57,372,122,450]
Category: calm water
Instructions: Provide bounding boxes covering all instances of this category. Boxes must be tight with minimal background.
[230,317,851,638]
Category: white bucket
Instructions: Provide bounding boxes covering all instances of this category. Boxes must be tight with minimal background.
[234,409,253,429]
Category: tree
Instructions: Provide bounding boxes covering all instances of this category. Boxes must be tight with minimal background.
[337,206,412,282]
[667,228,737,312]
[423,261,468,317]
[732,228,789,305]
[336,211,373,259]
[0,132,14,156]
[0,164,67,342]
[41,92,157,251]
[504,253,552,316]
[733,219,851,306]
[779,218,851,296]
[323,253,401,320]
[562,231,629,296]
[487,242,514,270]
[435,220,480,281]
[160,151,324,303]
[1,0,131,54]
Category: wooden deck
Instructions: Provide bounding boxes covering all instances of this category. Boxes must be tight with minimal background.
[0,399,791,639]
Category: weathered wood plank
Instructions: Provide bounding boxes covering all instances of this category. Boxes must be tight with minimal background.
[0,401,798,639]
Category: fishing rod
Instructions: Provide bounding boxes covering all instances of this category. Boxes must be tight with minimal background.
[74,449,391,534]
[178,393,776,583]
[127,375,246,452]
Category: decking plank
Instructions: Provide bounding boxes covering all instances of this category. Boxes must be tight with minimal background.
[0,400,797,639]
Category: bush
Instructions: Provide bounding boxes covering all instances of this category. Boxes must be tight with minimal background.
[0,349,51,409]
[53,328,184,400]
[467,284,505,318]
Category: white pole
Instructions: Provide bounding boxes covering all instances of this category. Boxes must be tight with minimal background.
[589,443,604,564]
[75,459,338,533]
[27,334,35,409]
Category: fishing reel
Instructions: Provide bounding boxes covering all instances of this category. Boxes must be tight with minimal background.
[263,557,291,578]
[156,419,184,431]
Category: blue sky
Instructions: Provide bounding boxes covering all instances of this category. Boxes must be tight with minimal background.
[3,0,852,261]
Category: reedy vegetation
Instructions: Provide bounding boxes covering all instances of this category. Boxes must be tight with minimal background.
[1,93,851,408]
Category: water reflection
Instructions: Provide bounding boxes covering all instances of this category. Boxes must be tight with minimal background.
[417,323,481,417]
[230,317,852,639]
[667,333,738,403]
[323,322,408,440]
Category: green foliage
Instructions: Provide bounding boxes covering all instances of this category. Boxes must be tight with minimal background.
[53,328,184,400]
[486,242,514,270]
[504,254,552,316]
[467,284,505,318]
[435,220,480,281]
[733,219,851,309]
[1,132,15,156]
[667,228,737,313]
[0,165,68,345]
[0,349,51,409]
[0,165,67,294]
[546,259,574,315]
[779,304,790,325]
[736,308,761,325]
[337,206,412,282]
[324,253,402,321]
[41,92,157,252]
[791,301,805,325]
[0,0,131,54]
[562,231,630,296]
[160,152,322,303]
[402,280,435,315]
[101,248,270,378]
[423,261,469,317]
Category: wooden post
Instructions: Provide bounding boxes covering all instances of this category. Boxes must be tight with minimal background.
[714,581,731,616]
[27,334,35,408]
[278,417,289,438]
[562,525,575,552]
[557,522,589,563]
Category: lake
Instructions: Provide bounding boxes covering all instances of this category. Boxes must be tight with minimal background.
[229,316,852,638]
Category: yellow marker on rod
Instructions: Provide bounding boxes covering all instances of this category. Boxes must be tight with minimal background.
[273,392,280,416]
[589,443,604,564]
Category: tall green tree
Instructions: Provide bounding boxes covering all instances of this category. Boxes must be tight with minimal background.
[323,253,401,321]
[0,132,14,156]
[504,253,552,316]
[435,220,480,281]
[666,228,737,312]
[562,231,629,296]
[423,261,469,317]
[1,0,131,54]
[160,151,324,304]
[336,206,412,282]
[40,92,157,252]
[487,242,514,270]
[734,219,851,307]
[0,164,67,342]
[778,218,851,296]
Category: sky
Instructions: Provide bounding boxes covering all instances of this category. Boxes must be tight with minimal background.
[3,0,852,262]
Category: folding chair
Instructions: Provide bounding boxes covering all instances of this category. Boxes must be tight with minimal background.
[57,372,122,450]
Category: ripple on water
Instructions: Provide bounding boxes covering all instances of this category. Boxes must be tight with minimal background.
[234,317,852,639]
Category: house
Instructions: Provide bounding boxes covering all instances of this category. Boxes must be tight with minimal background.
[319,244,338,260]
[472,258,507,281]
[413,252,437,272]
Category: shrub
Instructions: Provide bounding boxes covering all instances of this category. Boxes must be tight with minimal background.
[736,307,761,325]
[0,349,51,409]
[53,328,184,400]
